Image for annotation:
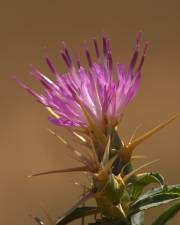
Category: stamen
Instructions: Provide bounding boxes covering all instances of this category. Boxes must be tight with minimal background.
[136,42,149,73]
[102,35,108,55]
[106,38,111,52]
[44,49,58,75]
[61,51,71,68]
[93,38,100,58]
[107,51,113,71]
[76,52,81,69]
[46,57,56,74]
[62,42,73,66]
[84,41,93,67]
[106,38,113,70]
[30,65,53,91]
[77,58,81,69]
[129,31,142,72]
[66,83,77,99]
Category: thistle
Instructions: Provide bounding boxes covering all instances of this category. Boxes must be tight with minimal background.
[16,32,180,225]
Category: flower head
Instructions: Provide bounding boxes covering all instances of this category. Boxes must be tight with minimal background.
[17,32,148,133]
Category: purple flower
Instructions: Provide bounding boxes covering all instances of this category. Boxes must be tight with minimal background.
[17,32,148,131]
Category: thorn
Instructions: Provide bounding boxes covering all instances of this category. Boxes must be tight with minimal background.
[29,166,88,177]
[72,131,87,143]
[126,113,180,156]
[123,159,159,182]
[131,155,146,160]
[129,123,142,144]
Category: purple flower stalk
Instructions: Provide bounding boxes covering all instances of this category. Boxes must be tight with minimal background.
[17,32,148,132]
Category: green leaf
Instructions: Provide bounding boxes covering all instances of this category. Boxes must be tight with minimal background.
[138,185,180,201]
[131,185,180,213]
[151,201,180,225]
[131,211,144,225]
[130,173,164,201]
[56,207,98,225]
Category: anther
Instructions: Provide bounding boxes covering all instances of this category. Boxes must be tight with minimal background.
[136,42,149,73]
[61,51,72,68]
[93,38,100,58]
[106,38,111,52]
[102,35,108,55]
[129,32,142,72]
[44,51,58,76]
[84,41,93,67]
[107,51,113,71]
[62,42,73,66]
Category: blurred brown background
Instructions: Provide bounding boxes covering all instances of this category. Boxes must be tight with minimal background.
[0,0,180,224]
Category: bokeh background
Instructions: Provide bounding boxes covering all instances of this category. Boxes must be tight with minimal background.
[0,0,180,224]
